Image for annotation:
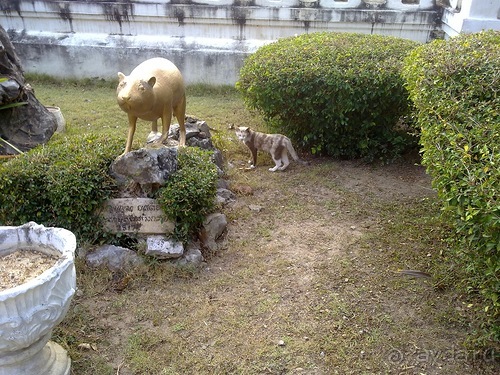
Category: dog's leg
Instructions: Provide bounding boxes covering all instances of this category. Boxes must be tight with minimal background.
[278,150,290,171]
[269,156,281,172]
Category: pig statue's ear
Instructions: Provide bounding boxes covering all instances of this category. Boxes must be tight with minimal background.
[117,72,125,82]
[148,77,156,87]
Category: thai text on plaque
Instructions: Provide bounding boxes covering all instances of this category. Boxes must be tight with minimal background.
[101,198,174,234]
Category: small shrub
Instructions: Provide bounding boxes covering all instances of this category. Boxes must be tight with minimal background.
[0,133,122,242]
[236,32,420,161]
[403,30,500,344]
[156,147,218,243]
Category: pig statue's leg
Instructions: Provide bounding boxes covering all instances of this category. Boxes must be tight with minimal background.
[173,93,187,147]
[146,119,162,144]
[157,107,173,146]
[123,114,138,155]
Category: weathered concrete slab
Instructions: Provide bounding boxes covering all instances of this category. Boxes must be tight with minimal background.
[101,198,174,234]
[146,235,184,259]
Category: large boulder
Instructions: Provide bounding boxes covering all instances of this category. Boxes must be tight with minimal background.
[86,245,144,271]
[200,213,228,252]
[110,146,178,194]
[0,26,57,154]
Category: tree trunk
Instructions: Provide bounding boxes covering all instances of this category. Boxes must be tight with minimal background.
[0,25,56,155]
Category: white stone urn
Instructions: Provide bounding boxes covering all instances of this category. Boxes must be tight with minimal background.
[45,106,66,133]
[0,222,76,375]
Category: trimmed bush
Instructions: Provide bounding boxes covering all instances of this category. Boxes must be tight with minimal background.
[0,136,219,246]
[403,30,500,343]
[156,147,218,244]
[236,32,420,161]
[0,134,122,242]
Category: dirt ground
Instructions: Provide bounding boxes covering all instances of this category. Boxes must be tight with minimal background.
[65,153,499,375]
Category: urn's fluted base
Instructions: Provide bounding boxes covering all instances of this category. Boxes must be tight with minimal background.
[0,334,70,375]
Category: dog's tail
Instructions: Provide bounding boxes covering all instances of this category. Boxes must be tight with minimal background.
[285,138,309,165]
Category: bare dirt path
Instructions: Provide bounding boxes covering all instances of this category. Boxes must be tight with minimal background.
[209,157,497,374]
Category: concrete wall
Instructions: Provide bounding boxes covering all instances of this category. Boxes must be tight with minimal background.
[441,0,500,39]
[1,0,442,84]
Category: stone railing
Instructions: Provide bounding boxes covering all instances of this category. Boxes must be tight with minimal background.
[1,0,441,84]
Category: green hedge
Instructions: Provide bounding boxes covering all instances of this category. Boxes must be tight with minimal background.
[236,32,420,161]
[0,136,219,246]
[156,147,218,244]
[403,30,500,343]
[0,134,122,242]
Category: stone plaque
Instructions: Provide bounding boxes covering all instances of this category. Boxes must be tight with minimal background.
[101,198,174,234]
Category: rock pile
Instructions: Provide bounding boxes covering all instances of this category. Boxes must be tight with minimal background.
[85,117,234,271]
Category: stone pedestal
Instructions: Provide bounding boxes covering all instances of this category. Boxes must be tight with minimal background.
[0,222,76,375]
[0,336,70,375]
